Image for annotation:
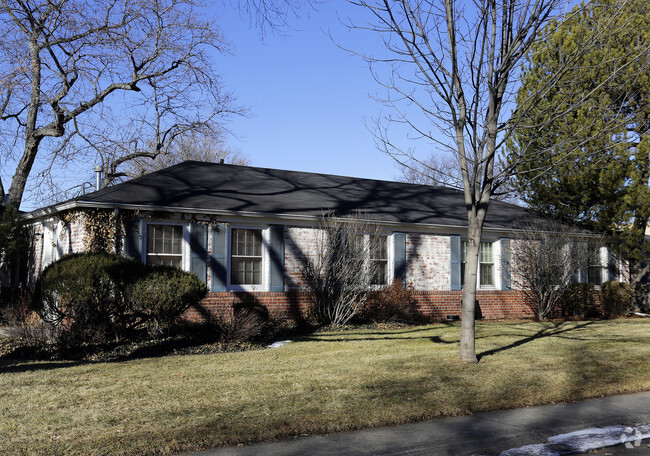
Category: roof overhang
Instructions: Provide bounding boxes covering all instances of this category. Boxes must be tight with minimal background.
[24,199,535,236]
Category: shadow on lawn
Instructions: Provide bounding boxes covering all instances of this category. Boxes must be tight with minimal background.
[0,359,84,374]
[297,325,459,344]
[0,332,231,373]
[477,321,595,360]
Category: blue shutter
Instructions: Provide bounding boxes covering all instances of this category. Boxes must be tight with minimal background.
[190,223,208,283]
[606,244,617,282]
[393,232,406,285]
[124,218,143,261]
[501,238,511,291]
[211,224,228,292]
[269,225,285,292]
[450,235,461,291]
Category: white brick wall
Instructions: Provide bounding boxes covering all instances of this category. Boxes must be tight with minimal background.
[31,217,87,278]
[284,226,323,290]
[405,233,451,291]
[284,226,454,291]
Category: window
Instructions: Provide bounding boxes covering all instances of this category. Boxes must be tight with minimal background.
[586,246,603,285]
[480,242,494,287]
[147,224,183,267]
[231,228,263,285]
[461,241,494,288]
[370,235,388,285]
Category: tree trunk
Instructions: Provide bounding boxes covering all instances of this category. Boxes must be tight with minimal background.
[460,215,483,363]
[7,36,43,209]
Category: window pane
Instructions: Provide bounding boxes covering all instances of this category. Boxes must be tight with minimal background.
[148,254,182,268]
[480,242,493,263]
[480,264,494,286]
[588,246,602,285]
[370,235,387,260]
[231,257,263,285]
[147,224,183,267]
[588,266,602,285]
[231,228,263,285]
[372,259,388,285]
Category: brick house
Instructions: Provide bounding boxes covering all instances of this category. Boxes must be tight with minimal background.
[24,161,625,321]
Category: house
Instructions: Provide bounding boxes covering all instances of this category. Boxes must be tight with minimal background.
[24,161,625,321]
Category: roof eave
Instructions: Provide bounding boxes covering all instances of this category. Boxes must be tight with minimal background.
[24,200,528,235]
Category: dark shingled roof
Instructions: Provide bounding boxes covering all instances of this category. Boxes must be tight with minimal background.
[58,161,541,231]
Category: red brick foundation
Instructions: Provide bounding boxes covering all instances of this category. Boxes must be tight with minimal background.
[410,290,535,320]
[182,289,536,322]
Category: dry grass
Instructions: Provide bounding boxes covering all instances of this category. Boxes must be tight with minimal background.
[2,319,650,455]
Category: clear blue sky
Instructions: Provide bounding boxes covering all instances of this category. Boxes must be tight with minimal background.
[213,1,406,182]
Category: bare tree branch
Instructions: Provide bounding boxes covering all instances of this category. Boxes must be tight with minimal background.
[346,0,639,362]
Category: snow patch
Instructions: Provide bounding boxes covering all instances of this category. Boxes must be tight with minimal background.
[267,340,292,348]
[491,424,650,456]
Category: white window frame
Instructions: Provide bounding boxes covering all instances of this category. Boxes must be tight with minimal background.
[144,221,190,270]
[368,233,391,287]
[227,225,270,292]
[461,239,498,290]
[585,245,606,287]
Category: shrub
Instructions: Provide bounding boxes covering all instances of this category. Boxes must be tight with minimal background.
[0,204,33,296]
[214,299,270,344]
[600,281,633,318]
[301,213,383,326]
[127,265,207,335]
[560,282,596,318]
[34,253,146,346]
[0,299,50,349]
[360,279,421,324]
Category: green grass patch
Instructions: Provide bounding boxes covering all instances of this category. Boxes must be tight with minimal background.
[2,319,650,455]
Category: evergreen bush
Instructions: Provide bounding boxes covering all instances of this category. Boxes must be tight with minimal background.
[34,253,146,345]
[600,281,633,318]
[127,265,207,334]
[33,252,206,346]
[560,282,596,318]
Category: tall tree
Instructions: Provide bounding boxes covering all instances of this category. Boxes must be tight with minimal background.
[0,0,233,209]
[0,0,310,209]
[347,0,635,362]
[509,0,650,302]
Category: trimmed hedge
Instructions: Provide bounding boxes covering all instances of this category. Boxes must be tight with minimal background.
[34,252,207,346]
[128,265,208,334]
[601,281,633,318]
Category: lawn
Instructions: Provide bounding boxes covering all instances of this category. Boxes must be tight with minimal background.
[2,319,650,456]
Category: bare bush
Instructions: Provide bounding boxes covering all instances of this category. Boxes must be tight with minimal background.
[301,212,383,327]
[361,279,421,324]
[511,220,603,320]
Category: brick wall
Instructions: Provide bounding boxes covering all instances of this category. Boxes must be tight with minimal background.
[410,290,535,320]
[31,217,87,278]
[405,233,451,290]
[183,291,313,321]
[183,289,535,322]
[284,226,321,290]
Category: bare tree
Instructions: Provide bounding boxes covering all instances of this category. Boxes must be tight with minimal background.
[346,0,640,362]
[396,153,463,188]
[301,212,383,327]
[510,220,602,320]
[111,130,251,183]
[0,0,238,209]
[0,0,315,208]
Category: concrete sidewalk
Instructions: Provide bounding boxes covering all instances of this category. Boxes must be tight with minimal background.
[181,391,650,456]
